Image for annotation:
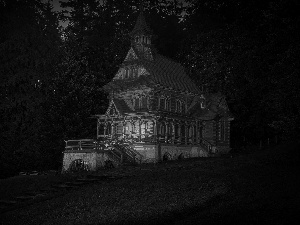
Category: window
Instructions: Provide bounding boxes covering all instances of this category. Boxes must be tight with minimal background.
[219,121,226,141]
[133,68,138,78]
[129,68,133,78]
[201,102,205,109]
[145,121,153,134]
[124,122,131,135]
[166,98,170,111]
[134,97,140,109]
[160,123,165,135]
[106,123,111,135]
[98,124,105,135]
[181,102,186,113]
[193,125,197,142]
[168,123,173,135]
[176,100,182,113]
[180,124,185,143]
[159,98,165,110]
[141,96,147,109]
[174,124,180,143]
[116,123,123,134]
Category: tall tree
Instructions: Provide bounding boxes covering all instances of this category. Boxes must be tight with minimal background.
[0,0,61,177]
[180,0,300,143]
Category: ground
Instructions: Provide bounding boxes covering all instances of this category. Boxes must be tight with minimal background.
[0,141,299,225]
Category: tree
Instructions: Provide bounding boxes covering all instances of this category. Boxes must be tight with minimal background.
[179,0,300,144]
[0,0,61,177]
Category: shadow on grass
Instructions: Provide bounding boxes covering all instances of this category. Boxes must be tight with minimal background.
[110,194,227,225]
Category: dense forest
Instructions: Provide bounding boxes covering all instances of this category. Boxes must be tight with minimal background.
[1,0,299,178]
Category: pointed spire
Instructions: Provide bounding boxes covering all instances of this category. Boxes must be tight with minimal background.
[130,3,152,37]
[139,1,144,12]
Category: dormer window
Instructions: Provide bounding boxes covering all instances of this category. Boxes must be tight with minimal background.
[128,68,133,78]
[132,68,137,78]
[201,102,205,109]
[122,67,139,79]
[124,68,129,79]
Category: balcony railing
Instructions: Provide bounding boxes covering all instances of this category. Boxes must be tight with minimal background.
[65,139,98,151]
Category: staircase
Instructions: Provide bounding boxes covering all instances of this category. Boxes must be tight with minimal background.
[113,143,144,164]
[199,138,217,155]
[99,140,144,166]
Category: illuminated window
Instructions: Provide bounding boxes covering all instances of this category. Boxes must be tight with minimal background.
[116,123,123,134]
[124,122,131,135]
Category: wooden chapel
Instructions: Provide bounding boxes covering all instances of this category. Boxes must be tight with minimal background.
[62,8,234,171]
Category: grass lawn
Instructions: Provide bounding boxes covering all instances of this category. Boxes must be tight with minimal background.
[0,141,299,225]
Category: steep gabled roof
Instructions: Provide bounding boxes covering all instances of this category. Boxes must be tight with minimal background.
[104,7,201,95]
[145,54,200,94]
[105,53,200,94]
[113,98,134,115]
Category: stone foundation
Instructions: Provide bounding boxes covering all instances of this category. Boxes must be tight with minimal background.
[216,146,231,155]
[131,143,209,162]
[62,150,107,172]
[131,144,157,163]
[160,145,208,160]
[62,144,211,172]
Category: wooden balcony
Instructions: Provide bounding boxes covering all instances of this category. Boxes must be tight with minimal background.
[65,139,99,151]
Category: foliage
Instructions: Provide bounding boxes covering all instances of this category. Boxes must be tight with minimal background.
[0,0,299,177]
[0,0,61,177]
[179,0,300,142]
